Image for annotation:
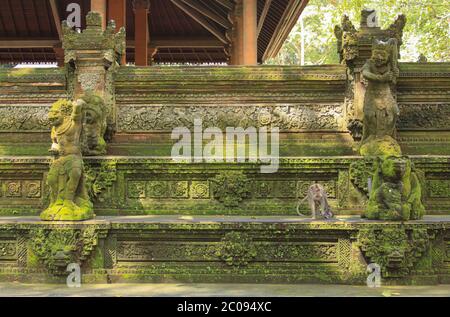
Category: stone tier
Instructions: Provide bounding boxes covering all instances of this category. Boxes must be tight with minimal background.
[0,215,449,285]
[0,156,449,216]
[0,64,449,156]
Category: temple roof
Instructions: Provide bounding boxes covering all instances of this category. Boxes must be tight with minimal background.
[0,0,308,64]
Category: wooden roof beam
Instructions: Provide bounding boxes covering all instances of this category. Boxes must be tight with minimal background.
[0,40,60,48]
[170,0,228,44]
[127,37,224,48]
[48,0,62,40]
[181,0,232,29]
[213,0,234,11]
[262,0,310,61]
[258,0,272,37]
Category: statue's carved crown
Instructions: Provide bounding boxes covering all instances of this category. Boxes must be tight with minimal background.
[372,38,398,55]
[51,99,73,116]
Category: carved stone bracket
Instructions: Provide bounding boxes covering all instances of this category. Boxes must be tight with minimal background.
[28,227,105,275]
[357,227,430,277]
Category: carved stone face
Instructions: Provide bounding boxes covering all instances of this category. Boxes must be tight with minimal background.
[372,49,389,67]
[84,109,97,124]
[381,156,407,181]
[48,108,64,127]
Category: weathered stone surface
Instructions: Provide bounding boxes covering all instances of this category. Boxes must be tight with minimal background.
[360,38,400,154]
[365,156,425,221]
[117,103,345,132]
[40,99,93,221]
[0,156,447,216]
[0,216,448,284]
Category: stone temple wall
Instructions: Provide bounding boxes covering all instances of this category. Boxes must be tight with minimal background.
[0,64,449,216]
[1,10,450,285]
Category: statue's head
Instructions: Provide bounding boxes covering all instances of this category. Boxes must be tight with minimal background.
[381,155,407,182]
[371,40,392,67]
[371,48,389,67]
[79,93,105,125]
[49,99,73,127]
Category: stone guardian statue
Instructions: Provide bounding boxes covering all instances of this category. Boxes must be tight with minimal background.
[360,38,401,156]
[40,99,94,221]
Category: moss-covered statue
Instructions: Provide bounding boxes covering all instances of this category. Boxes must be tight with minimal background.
[40,99,94,221]
[365,156,425,221]
[360,38,400,157]
[80,93,107,156]
[357,37,425,221]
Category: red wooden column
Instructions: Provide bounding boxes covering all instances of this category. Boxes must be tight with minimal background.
[53,46,65,67]
[108,0,127,65]
[242,0,258,65]
[91,0,107,30]
[132,0,150,66]
[230,0,244,65]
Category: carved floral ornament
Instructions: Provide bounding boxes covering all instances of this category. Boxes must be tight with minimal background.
[78,73,101,92]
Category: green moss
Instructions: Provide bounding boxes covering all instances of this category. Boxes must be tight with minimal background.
[360,136,402,157]
[0,144,50,156]
[90,246,104,269]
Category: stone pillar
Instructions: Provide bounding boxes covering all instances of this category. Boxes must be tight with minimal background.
[242,0,257,65]
[91,0,107,30]
[133,0,150,66]
[108,0,127,65]
[62,11,126,155]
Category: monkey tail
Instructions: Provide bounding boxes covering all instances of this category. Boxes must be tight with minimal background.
[296,196,308,217]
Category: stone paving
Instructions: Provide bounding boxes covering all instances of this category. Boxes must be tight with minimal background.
[0,283,449,297]
[1,215,449,224]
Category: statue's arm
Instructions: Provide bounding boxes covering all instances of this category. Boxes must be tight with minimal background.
[72,99,85,125]
[362,63,382,82]
[362,62,393,83]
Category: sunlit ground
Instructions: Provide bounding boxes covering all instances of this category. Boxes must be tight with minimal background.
[0,283,449,297]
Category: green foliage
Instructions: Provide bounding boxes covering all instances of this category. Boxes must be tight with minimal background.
[268,0,449,65]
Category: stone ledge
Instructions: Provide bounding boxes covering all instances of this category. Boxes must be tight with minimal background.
[0,215,448,285]
[1,214,450,225]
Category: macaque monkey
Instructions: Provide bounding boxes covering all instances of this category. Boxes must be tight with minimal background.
[297,184,334,219]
